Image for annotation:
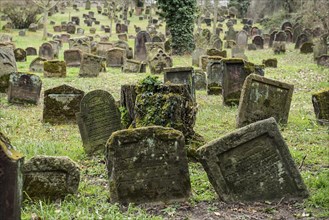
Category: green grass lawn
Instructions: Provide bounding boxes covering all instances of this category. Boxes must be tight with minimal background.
[0,5,328,219]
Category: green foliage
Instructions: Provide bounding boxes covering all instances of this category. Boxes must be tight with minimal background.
[137,75,162,94]
[228,0,250,17]
[157,0,196,55]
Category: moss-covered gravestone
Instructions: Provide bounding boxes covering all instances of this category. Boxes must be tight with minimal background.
[43,84,84,124]
[262,58,278,68]
[44,60,67,78]
[0,132,24,220]
[77,90,122,155]
[14,48,26,62]
[194,68,206,90]
[7,72,42,105]
[206,61,223,95]
[106,126,191,205]
[237,74,294,127]
[0,45,17,93]
[312,88,329,125]
[300,42,314,54]
[23,156,80,200]
[197,118,309,203]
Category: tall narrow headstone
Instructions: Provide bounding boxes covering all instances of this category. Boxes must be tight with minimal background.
[134,31,151,61]
[0,45,17,93]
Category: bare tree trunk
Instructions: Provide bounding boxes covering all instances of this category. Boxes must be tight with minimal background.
[213,0,219,35]
[42,8,48,40]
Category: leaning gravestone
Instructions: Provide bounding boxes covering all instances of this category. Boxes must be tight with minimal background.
[76,90,122,155]
[312,88,329,125]
[64,49,82,67]
[39,42,54,60]
[29,57,47,72]
[43,84,84,124]
[7,72,42,105]
[134,31,151,61]
[0,132,24,220]
[197,117,309,203]
[237,74,294,128]
[106,48,126,67]
[0,45,17,93]
[79,53,104,77]
[23,156,80,200]
[106,126,191,204]
[43,60,66,78]
[206,61,223,95]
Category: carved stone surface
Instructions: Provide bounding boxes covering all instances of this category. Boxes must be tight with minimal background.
[0,132,24,220]
[148,49,173,74]
[39,42,54,60]
[43,84,84,124]
[44,60,66,78]
[206,61,223,95]
[7,72,42,105]
[237,74,294,127]
[79,53,104,77]
[23,156,80,200]
[77,90,121,155]
[197,118,309,203]
[64,49,82,67]
[106,126,191,205]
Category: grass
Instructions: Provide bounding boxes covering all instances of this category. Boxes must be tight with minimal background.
[1,4,329,219]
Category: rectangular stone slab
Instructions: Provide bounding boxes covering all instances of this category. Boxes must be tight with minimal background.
[197,118,309,203]
[237,74,294,127]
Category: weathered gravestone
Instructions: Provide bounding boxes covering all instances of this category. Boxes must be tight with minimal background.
[262,58,278,68]
[7,72,42,105]
[274,31,287,42]
[163,67,195,101]
[0,132,24,220]
[106,126,191,204]
[206,48,227,57]
[79,53,104,77]
[212,38,223,50]
[76,90,122,154]
[236,31,248,48]
[231,46,247,60]
[292,24,303,43]
[29,57,47,72]
[281,21,293,30]
[285,30,293,42]
[39,42,54,60]
[96,42,114,57]
[14,48,26,62]
[64,49,82,67]
[300,42,314,54]
[25,47,37,56]
[122,59,145,73]
[134,31,151,61]
[67,24,76,34]
[206,61,223,95]
[313,34,328,61]
[221,58,250,106]
[148,49,173,74]
[252,35,264,49]
[44,60,66,78]
[48,40,60,59]
[197,117,309,203]
[312,88,329,125]
[69,37,91,53]
[225,27,236,41]
[23,156,80,200]
[0,45,17,93]
[317,55,329,68]
[273,41,286,54]
[43,84,84,124]
[194,68,206,90]
[295,33,310,49]
[145,42,165,59]
[237,74,294,127]
[269,31,278,47]
[106,48,126,67]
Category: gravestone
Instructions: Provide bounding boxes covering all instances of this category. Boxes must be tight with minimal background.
[145,42,165,59]
[285,30,293,42]
[224,40,236,49]
[96,42,114,57]
[7,72,42,105]
[194,68,206,90]
[0,132,24,220]
[23,156,80,200]
[237,74,294,127]
[148,49,173,74]
[43,84,84,124]
[14,48,26,62]
[48,40,60,59]
[85,0,91,10]
[44,60,66,78]
[300,42,314,54]
[29,57,47,72]
[197,117,309,203]
[281,21,292,30]
[76,90,121,154]
[273,41,286,54]
[262,58,278,68]
[206,61,223,95]
[53,25,61,32]
[69,37,91,53]
[25,47,37,56]
[163,67,195,101]
[312,88,329,125]
[292,24,303,43]
[206,48,227,57]
[122,59,144,73]
[79,53,104,77]
[118,33,128,41]
[67,24,76,34]
[106,126,191,204]
[213,38,223,50]
[221,58,250,106]
[231,46,246,60]
[192,48,206,67]
[106,48,126,67]
[134,31,151,61]
[274,31,287,42]
[295,34,310,49]
[236,31,248,48]
[0,45,17,93]
[313,34,328,60]
[225,27,236,41]
[64,49,82,67]
[247,44,257,50]
[39,42,54,60]
[317,55,329,68]
[71,16,80,25]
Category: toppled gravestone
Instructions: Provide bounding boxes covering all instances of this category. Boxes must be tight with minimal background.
[237,74,294,127]
[77,90,122,155]
[197,118,309,203]
[23,156,80,200]
[0,132,24,220]
[312,88,329,125]
[106,126,191,205]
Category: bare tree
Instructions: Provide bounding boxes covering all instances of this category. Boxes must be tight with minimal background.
[32,0,63,40]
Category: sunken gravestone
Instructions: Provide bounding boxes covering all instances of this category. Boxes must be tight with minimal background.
[0,45,17,93]
[197,118,309,203]
[23,156,80,200]
[237,74,294,127]
[79,53,104,77]
[76,90,122,155]
[106,126,191,204]
[44,60,66,78]
[312,88,329,125]
[7,73,42,105]
[0,132,24,220]
[43,84,84,124]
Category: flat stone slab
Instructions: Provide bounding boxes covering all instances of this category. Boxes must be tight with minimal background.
[23,156,80,200]
[106,126,191,205]
[237,74,294,127]
[197,118,309,203]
